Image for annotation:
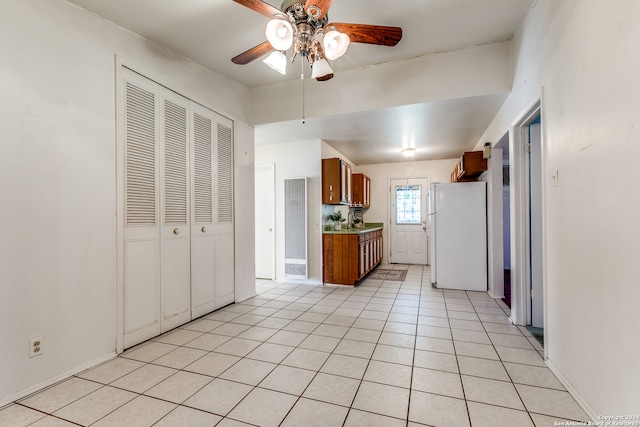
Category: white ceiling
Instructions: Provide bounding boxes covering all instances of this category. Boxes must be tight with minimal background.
[65,0,534,164]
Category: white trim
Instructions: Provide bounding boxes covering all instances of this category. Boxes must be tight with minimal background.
[115,55,125,355]
[488,290,503,300]
[0,352,116,408]
[509,97,542,328]
[546,359,597,422]
[255,163,276,281]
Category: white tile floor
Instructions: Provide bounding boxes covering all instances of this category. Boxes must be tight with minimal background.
[1,264,590,426]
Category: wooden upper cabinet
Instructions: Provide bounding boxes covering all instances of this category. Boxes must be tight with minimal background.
[451,151,487,182]
[352,173,371,208]
[322,158,352,205]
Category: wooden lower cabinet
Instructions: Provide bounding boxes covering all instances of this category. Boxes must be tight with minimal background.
[323,230,383,285]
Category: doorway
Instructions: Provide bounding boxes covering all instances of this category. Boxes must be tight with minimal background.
[389,178,429,264]
[526,117,544,329]
[495,135,512,309]
[510,100,545,347]
[255,164,275,280]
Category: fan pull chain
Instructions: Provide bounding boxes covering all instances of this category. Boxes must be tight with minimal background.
[301,59,306,124]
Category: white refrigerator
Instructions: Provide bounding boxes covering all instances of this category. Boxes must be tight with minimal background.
[429,182,487,291]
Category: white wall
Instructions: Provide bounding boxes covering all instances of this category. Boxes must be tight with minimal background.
[356,159,458,263]
[251,42,513,125]
[255,140,323,284]
[475,0,640,415]
[0,0,253,405]
[234,122,257,302]
[485,149,504,299]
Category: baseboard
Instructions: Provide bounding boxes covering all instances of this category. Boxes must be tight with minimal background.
[0,352,117,409]
[236,292,258,303]
[488,290,505,299]
[546,359,597,422]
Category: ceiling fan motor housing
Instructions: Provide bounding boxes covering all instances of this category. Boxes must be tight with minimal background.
[280,1,329,60]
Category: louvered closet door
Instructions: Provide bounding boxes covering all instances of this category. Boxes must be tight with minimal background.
[159,88,191,331]
[122,71,162,348]
[190,103,235,317]
[214,114,235,307]
[190,103,216,317]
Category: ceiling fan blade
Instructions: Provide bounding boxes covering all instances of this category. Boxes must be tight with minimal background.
[304,0,334,20]
[329,23,403,46]
[231,41,274,64]
[232,0,282,19]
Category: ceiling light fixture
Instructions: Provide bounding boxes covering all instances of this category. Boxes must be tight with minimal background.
[265,14,294,51]
[311,57,333,79]
[402,147,416,158]
[262,2,350,81]
[262,51,287,74]
[323,26,350,60]
[231,0,403,83]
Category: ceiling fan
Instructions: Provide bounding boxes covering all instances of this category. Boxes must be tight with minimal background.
[231,0,403,81]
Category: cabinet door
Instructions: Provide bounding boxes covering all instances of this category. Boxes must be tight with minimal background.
[322,158,340,204]
[346,163,352,205]
[364,176,370,208]
[340,160,348,204]
[359,236,366,277]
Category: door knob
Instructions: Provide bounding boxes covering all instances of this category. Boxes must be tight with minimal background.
[201,226,206,233]
[173,228,179,235]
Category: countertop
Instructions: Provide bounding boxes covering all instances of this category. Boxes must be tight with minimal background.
[322,222,384,234]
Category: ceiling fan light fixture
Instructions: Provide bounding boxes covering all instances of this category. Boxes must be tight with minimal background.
[311,58,333,79]
[263,50,287,75]
[323,28,350,60]
[402,147,416,158]
[265,16,294,51]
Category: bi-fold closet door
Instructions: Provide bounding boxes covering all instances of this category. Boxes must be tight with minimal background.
[121,68,234,349]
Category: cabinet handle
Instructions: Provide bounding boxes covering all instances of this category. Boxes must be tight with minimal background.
[201,226,206,233]
[173,228,179,235]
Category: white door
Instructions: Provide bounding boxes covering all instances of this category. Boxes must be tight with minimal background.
[255,164,275,280]
[122,72,161,348]
[190,103,235,316]
[213,117,235,308]
[160,90,192,331]
[528,122,544,328]
[190,104,217,318]
[120,68,235,348]
[122,71,192,346]
[389,178,429,264]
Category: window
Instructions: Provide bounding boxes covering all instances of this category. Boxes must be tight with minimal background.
[396,185,421,224]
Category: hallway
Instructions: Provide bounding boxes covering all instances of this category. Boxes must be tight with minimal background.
[1,265,588,426]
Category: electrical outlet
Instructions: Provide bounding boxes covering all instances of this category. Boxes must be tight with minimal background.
[29,336,44,358]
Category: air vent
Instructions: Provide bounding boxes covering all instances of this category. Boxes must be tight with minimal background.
[284,177,307,279]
